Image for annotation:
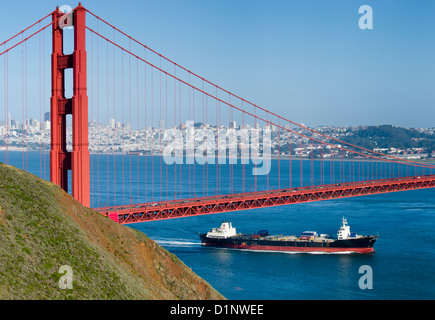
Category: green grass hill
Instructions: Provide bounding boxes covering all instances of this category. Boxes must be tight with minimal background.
[0,162,224,300]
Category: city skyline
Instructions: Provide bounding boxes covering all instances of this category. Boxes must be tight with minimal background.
[1,114,433,161]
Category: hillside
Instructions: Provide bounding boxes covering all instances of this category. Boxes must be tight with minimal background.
[341,125,435,151]
[0,162,224,300]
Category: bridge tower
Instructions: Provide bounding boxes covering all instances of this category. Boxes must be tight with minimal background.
[50,4,90,207]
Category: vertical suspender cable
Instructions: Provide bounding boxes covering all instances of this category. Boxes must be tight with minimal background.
[113,30,117,206]
[122,50,125,204]
[174,65,177,199]
[144,47,147,203]
[107,39,110,206]
[129,39,132,205]
[289,124,292,189]
[97,23,100,207]
[39,22,42,178]
[159,56,162,201]
[165,73,168,199]
[151,66,154,201]
[137,57,140,203]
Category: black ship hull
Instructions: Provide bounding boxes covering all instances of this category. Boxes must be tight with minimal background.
[199,234,378,253]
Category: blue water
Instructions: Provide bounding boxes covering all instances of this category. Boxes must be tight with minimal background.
[2,151,435,299]
[132,190,435,300]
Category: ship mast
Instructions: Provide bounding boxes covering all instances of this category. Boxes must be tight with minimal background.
[337,217,351,240]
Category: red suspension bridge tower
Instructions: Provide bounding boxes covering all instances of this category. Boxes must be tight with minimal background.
[50,4,90,207]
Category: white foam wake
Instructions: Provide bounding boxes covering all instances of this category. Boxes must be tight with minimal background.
[154,239,201,247]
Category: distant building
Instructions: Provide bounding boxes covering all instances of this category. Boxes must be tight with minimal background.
[29,118,39,128]
[109,118,116,129]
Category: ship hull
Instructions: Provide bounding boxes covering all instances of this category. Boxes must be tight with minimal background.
[199,234,377,254]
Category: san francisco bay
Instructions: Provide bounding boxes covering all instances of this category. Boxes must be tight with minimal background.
[4,151,435,299]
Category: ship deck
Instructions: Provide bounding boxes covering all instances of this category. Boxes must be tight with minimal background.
[229,234,337,243]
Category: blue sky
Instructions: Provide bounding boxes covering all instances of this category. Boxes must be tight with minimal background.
[1,0,435,128]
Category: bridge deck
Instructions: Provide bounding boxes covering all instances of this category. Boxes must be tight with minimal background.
[95,175,435,224]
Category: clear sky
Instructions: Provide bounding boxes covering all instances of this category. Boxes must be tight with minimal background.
[1,0,435,128]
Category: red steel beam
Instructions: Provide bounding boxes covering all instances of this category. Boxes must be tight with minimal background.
[95,175,435,224]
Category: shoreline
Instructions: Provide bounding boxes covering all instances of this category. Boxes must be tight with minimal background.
[1,149,433,163]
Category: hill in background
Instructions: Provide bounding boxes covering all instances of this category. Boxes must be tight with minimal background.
[0,162,224,300]
[341,125,435,152]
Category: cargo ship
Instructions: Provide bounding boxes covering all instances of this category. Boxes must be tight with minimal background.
[199,218,378,253]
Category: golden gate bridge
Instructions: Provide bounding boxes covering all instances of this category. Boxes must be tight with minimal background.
[1,4,434,224]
